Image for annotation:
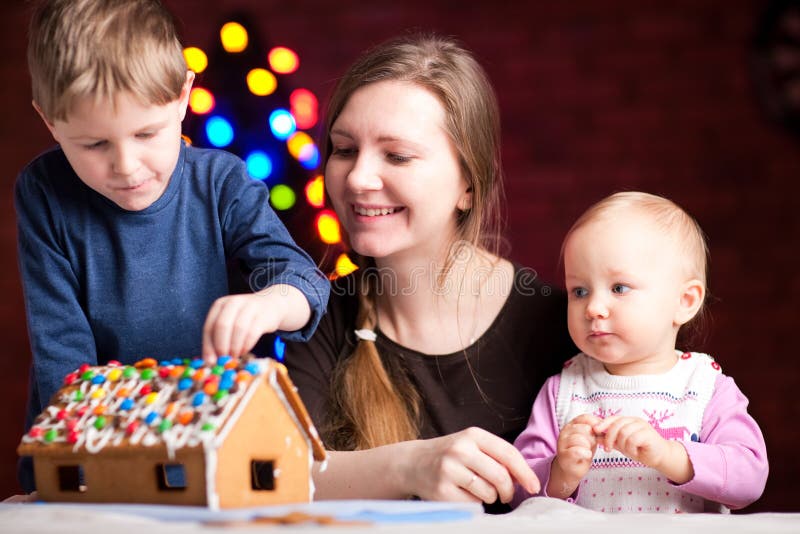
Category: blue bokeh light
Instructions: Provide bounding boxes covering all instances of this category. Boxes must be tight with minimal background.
[206,116,234,147]
[299,145,320,170]
[269,109,296,141]
[273,336,286,361]
[245,150,273,180]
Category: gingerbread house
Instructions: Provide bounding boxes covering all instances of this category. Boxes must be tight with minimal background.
[18,355,326,509]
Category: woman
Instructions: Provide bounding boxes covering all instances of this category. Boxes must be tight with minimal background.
[285,33,575,510]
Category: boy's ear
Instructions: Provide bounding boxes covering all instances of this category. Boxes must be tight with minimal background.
[32,101,59,141]
[178,70,195,121]
[674,279,705,326]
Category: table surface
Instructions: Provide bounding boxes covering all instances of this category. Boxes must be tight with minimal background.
[1,497,799,533]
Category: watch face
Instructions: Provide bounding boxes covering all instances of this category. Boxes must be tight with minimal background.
[752,0,800,136]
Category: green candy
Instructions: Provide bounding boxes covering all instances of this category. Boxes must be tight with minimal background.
[122,366,136,379]
[139,368,155,380]
[94,416,106,430]
[44,428,58,443]
[201,422,215,432]
[158,419,173,433]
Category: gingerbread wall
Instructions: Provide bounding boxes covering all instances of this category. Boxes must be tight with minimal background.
[1,0,796,511]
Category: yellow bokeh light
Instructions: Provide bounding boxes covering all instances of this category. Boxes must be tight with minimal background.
[183,47,208,73]
[246,68,277,96]
[305,175,325,208]
[268,46,299,74]
[287,131,313,160]
[335,253,358,277]
[316,210,341,244]
[189,87,215,114]
[220,22,248,53]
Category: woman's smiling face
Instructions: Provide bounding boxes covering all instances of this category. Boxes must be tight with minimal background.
[324,80,471,264]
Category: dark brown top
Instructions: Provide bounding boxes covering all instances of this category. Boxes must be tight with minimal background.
[284,265,576,446]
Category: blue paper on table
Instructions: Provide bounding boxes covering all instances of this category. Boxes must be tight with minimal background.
[18,499,480,524]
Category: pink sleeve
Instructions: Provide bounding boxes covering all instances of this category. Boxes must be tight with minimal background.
[511,374,563,507]
[675,374,769,509]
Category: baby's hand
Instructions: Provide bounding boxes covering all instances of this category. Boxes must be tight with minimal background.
[201,293,282,361]
[554,413,601,483]
[593,416,670,468]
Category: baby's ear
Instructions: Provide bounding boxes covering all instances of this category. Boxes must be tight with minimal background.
[674,279,705,326]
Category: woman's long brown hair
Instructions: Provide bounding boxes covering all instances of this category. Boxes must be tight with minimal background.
[322,34,505,450]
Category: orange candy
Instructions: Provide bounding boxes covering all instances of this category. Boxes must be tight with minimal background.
[135,358,157,369]
[178,411,194,426]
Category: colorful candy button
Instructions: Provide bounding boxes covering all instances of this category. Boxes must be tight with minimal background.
[63,372,78,386]
[81,370,95,381]
[93,416,106,430]
[91,388,106,399]
[56,409,69,421]
[73,390,85,402]
[119,398,134,411]
[191,392,206,407]
[67,430,79,444]
[126,420,139,435]
[190,359,204,369]
[144,392,159,405]
[144,412,158,425]
[158,419,173,433]
[122,366,137,379]
[136,358,157,369]
[107,368,122,382]
[139,384,153,396]
[201,422,215,432]
[140,368,155,380]
[178,378,193,391]
[28,427,43,439]
[44,428,58,442]
[178,410,194,425]
[78,364,90,374]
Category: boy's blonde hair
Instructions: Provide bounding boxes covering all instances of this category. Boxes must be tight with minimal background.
[28,0,187,122]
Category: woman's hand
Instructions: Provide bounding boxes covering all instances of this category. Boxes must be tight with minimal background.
[402,427,540,504]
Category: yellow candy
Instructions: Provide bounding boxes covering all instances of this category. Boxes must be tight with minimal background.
[91,388,106,399]
[107,368,122,382]
[144,392,159,405]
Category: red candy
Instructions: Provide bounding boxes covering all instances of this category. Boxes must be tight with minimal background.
[139,384,152,396]
[78,364,90,374]
[28,427,43,438]
[56,409,69,421]
[63,373,78,386]
[126,420,140,435]
[67,430,80,444]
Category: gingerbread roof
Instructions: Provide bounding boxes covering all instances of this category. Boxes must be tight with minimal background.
[18,356,326,462]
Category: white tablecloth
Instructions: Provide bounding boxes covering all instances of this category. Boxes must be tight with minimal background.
[1,497,798,533]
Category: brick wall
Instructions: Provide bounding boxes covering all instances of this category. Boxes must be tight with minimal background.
[1,0,796,511]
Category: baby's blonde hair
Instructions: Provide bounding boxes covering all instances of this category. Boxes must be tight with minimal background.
[28,0,187,122]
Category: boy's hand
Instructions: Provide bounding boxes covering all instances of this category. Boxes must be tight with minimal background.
[593,415,669,468]
[201,284,310,361]
[549,413,600,497]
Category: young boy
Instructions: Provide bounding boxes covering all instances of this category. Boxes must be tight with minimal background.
[16,0,329,493]
[513,192,768,513]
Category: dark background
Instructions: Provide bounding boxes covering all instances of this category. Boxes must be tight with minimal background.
[1,0,797,512]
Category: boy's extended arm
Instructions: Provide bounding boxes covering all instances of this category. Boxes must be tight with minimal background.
[218,162,329,342]
[674,374,769,509]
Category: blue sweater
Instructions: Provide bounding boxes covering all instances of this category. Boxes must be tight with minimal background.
[15,143,329,490]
